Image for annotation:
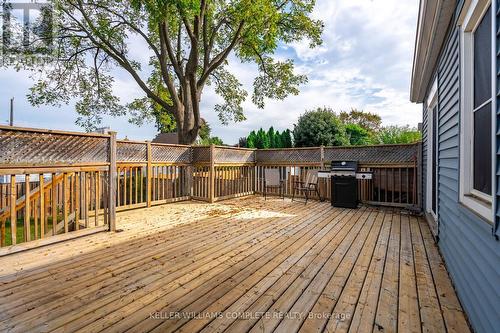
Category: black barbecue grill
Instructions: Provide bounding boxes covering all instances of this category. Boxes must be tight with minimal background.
[331,161,359,208]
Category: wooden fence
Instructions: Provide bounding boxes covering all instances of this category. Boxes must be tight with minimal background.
[0,125,421,253]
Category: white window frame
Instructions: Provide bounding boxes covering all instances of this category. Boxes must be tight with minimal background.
[459,0,495,222]
[426,79,438,221]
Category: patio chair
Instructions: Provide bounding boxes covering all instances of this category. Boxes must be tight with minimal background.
[292,169,322,204]
[263,169,284,200]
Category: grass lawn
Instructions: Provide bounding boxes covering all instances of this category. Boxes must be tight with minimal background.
[2,217,57,246]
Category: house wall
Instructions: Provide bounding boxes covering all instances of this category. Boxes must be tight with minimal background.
[421,3,500,332]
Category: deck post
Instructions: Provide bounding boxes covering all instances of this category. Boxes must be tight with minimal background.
[63,173,69,234]
[209,144,215,203]
[10,175,16,245]
[416,141,422,209]
[146,141,152,207]
[39,174,45,238]
[320,145,325,170]
[253,149,257,194]
[24,174,30,242]
[108,131,117,232]
[414,153,418,207]
[187,146,194,198]
[51,173,57,235]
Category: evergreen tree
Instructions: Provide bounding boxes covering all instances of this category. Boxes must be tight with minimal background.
[274,130,282,148]
[238,137,248,148]
[247,131,257,148]
[256,128,271,148]
[282,129,293,148]
[268,127,276,148]
[253,129,262,149]
[244,127,293,148]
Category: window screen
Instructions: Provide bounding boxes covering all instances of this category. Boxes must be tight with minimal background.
[474,6,492,108]
[473,102,492,195]
[471,6,492,196]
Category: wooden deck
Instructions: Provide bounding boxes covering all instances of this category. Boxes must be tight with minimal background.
[0,196,470,333]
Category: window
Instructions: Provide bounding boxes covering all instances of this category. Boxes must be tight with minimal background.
[459,1,494,221]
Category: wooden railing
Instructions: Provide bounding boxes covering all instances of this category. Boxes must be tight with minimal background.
[0,170,112,248]
[254,145,420,208]
[214,165,255,201]
[255,165,321,199]
[116,164,147,210]
[254,164,419,208]
[115,141,192,211]
[0,125,421,252]
[191,146,256,202]
[0,126,116,253]
[358,165,418,207]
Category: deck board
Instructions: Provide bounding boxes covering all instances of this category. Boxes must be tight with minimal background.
[0,196,471,333]
[398,214,421,333]
[346,208,393,333]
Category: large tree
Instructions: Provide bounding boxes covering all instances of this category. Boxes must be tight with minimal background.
[339,108,382,133]
[7,0,323,144]
[293,107,349,147]
[345,123,372,145]
[374,125,422,144]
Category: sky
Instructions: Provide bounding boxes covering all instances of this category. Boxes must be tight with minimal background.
[0,0,422,144]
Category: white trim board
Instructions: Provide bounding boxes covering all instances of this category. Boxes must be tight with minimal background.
[426,78,438,224]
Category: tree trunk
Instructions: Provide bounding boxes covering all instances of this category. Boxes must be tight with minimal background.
[174,79,202,145]
[176,100,200,145]
[177,126,198,145]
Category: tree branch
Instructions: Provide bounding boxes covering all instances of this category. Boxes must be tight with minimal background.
[176,21,182,64]
[158,22,181,109]
[159,20,184,82]
[65,1,174,113]
[83,2,161,59]
[198,20,244,88]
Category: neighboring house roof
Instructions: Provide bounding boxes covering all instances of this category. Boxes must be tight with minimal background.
[94,127,111,135]
[410,0,457,103]
[152,132,179,144]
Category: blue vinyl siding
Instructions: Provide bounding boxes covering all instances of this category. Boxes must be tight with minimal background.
[421,7,500,333]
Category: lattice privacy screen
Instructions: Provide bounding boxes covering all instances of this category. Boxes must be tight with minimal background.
[256,148,321,164]
[117,141,147,162]
[191,146,211,163]
[1,127,420,167]
[0,128,109,165]
[151,144,191,163]
[214,148,255,164]
[324,145,418,164]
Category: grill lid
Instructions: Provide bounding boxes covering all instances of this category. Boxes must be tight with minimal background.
[330,161,358,171]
